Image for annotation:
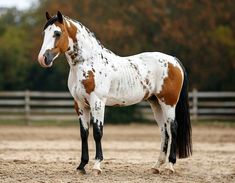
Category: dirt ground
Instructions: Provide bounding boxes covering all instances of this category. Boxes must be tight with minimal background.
[0,124,234,183]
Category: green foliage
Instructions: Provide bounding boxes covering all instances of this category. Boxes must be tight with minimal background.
[0,10,30,90]
[1,0,234,91]
[212,26,235,47]
[105,105,143,123]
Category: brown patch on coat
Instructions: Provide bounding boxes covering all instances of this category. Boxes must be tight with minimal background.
[142,78,151,100]
[50,20,78,55]
[53,22,70,53]
[65,21,78,42]
[74,101,82,116]
[143,90,150,100]
[157,63,183,106]
[82,71,95,94]
[84,98,90,106]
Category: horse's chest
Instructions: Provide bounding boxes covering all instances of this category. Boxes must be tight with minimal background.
[68,67,89,101]
[68,65,109,104]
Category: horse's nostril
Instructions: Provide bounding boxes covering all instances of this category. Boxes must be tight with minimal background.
[43,51,54,65]
[44,56,52,66]
[44,56,48,65]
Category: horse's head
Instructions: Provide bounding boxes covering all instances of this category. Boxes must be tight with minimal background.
[38,11,71,67]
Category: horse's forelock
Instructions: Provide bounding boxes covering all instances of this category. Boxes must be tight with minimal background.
[43,16,59,30]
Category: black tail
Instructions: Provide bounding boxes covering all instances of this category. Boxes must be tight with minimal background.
[175,66,192,159]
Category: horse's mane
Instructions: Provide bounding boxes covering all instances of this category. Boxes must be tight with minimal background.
[64,16,113,54]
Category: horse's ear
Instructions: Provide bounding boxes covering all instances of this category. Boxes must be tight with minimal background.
[57,11,63,23]
[46,12,52,20]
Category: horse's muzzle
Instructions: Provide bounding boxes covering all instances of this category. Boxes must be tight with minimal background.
[38,50,56,68]
[43,50,56,66]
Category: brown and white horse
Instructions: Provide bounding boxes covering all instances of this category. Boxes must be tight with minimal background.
[38,11,192,175]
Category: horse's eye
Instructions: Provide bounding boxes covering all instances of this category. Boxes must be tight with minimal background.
[54,31,61,38]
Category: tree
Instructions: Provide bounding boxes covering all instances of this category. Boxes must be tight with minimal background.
[0,0,234,91]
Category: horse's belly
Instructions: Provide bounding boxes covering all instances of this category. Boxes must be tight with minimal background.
[106,76,146,106]
[106,91,145,106]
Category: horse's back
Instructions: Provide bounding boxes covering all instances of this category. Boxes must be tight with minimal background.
[105,52,183,106]
[126,52,183,94]
[126,52,177,66]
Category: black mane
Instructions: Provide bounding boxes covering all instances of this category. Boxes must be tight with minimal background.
[43,16,58,30]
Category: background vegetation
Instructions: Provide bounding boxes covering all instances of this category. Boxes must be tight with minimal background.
[0,0,234,122]
[0,0,234,91]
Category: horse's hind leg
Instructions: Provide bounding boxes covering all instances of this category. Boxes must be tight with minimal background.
[159,102,177,174]
[148,97,166,173]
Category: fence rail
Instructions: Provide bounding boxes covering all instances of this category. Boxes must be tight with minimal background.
[0,90,235,122]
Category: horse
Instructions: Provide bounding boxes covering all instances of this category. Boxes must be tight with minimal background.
[38,11,192,175]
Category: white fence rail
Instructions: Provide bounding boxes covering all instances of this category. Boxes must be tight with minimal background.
[0,90,235,122]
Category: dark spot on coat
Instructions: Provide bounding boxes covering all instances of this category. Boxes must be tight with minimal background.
[111,65,117,71]
[145,79,150,85]
[84,98,89,106]
[83,70,86,77]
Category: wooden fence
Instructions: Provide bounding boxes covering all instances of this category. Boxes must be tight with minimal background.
[0,90,235,122]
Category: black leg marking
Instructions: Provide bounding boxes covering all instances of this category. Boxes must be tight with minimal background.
[169,120,178,164]
[163,123,169,153]
[93,120,103,161]
[77,119,89,172]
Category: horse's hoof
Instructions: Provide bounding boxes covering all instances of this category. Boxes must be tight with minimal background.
[77,167,86,175]
[92,169,102,176]
[151,168,160,174]
[162,168,174,175]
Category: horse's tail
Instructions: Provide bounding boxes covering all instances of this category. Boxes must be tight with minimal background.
[175,63,192,159]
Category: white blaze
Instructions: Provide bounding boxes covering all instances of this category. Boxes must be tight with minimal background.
[38,24,61,67]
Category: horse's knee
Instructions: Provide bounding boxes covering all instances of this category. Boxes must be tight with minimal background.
[79,119,89,140]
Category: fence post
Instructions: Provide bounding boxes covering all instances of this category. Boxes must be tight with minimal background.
[25,90,30,125]
[192,88,198,120]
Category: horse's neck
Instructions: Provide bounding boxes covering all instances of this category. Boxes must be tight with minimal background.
[66,18,116,64]
[76,25,101,58]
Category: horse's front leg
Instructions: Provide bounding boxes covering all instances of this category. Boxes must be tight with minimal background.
[75,101,90,174]
[89,93,106,175]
